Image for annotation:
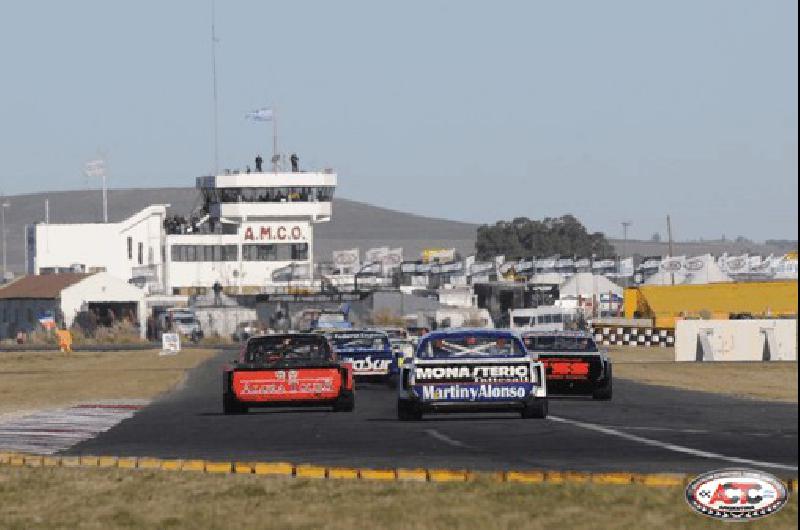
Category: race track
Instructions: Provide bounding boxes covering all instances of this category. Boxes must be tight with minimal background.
[68,352,798,474]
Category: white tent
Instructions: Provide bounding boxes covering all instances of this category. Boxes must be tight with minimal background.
[559,273,623,299]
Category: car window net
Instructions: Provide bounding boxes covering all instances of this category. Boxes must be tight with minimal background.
[419,335,524,359]
[523,336,598,352]
[246,336,330,363]
[330,334,389,351]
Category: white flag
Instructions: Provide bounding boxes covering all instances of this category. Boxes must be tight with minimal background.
[85,159,106,178]
[245,107,273,121]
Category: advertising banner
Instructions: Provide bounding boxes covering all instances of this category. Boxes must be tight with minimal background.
[659,256,685,273]
[536,258,557,270]
[380,248,404,271]
[332,248,359,268]
[516,260,534,272]
[618,257,634,276]
[232,369,341,401]
[422,248,456,263]
[416,383,534,401]
[469,261,494,275]
[724,255,749,274]
[365,247,389,264]
[161,333,181,355]
[413,363,532,384]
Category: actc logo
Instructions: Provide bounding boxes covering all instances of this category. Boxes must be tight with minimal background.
[685,469,788,521]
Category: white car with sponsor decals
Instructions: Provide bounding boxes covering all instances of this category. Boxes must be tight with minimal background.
[369,327,415,367]
[397,329,548,420]
[324,330,398,381]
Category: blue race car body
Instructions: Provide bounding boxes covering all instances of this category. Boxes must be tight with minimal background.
[397,328,548,420]
[326,330,397,378]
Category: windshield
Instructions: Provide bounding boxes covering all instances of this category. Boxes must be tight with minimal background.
[418,334,525,359]
[523,335,598,352]
[175,317,197,325]
[245,335,331,363]
[330,333,390,352]
[512,316,532,326]
[383,329,408,340]
[318,313,345,323]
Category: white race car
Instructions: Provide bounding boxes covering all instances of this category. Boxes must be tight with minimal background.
[397,329,548,420]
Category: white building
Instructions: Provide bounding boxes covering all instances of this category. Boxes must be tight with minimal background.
[27,205,168,290]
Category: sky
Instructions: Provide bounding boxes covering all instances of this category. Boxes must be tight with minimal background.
[0,0,797,241]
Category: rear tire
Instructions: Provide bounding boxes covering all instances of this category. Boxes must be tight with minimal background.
[223,394,247,415]
[397,399,422,421]
[333,390,355,412]
[592,381,612,400]
[521,398,548,419]
[592,364,613,401]
[384,373,398,389]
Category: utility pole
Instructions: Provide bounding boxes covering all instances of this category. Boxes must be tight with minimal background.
[1,199,8,282]
[621,221,632,259]
[211,0,220,174]
[85,159,108,223]
[666,215,675,285]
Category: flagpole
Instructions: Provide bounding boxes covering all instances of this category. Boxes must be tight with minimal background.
[211,0,219,175]
[272,105,278,172]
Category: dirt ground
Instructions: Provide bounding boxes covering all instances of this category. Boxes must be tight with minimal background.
[0,349,219,416]
[0,466,796,530]
[607,346,798,403]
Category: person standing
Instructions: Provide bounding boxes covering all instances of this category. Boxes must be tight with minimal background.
[255,154,263,172]
[290,153,299,172]
[212,281,223,306]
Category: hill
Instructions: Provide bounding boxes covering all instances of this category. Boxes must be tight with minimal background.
[1,188,793,276]
[0,188,477,274]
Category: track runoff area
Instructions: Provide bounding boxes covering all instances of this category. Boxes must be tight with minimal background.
[27,344,791,486]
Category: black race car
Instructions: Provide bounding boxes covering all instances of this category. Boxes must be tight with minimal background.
[522,331,612,400]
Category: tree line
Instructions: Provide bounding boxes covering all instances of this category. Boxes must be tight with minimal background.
[476,214,614,260]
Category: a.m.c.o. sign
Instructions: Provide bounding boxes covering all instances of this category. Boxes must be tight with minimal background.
[242,223,307,242]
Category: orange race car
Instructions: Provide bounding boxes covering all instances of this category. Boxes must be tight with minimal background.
[222,333,355,414]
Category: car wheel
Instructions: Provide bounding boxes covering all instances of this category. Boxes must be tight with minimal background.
[223,394,247,414]
[384,373,398,389]
[521,398,548,419]
[333,390,355,412]
[397,399,422,421]
[592,380,613,400]
[592,364,613,401]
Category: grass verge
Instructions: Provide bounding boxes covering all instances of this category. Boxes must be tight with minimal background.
[0,349,219,415]
[607,346,798,403]
[0,466,796,529]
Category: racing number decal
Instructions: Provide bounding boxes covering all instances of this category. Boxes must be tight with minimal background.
[544,360,590,379]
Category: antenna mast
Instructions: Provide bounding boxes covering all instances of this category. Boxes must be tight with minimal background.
[666,214,675,285]
[211,0,220,174]
[621,220,632,259]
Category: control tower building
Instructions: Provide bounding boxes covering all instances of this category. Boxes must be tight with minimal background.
[164,167,337,294]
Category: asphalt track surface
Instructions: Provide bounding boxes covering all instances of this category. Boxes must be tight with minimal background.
[69,352,798,475]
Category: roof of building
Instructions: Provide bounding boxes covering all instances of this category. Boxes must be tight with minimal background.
[0,273,92,300]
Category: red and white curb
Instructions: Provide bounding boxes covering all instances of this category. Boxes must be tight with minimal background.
[0,401,147,454]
